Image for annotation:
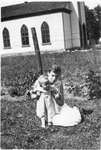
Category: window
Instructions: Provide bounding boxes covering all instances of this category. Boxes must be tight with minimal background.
[3,28,11,48]
[41,22,50,44]
[21,25,29,46]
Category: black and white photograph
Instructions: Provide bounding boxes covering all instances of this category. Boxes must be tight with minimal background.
[0,0,101,149]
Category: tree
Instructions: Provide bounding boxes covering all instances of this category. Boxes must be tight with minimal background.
[85,5,101,45]
[94,5,101,37]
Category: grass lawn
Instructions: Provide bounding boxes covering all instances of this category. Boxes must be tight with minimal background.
[1,96,101,149]
[1,50,101,149]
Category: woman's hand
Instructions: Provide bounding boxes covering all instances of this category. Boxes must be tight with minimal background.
[54,93,60,99]
[36,91,41,96]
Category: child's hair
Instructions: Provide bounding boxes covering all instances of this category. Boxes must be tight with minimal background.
[38,75,49,87]
[49,65,61,76]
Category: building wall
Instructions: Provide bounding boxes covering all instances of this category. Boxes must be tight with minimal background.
[1,12,65,55]
[69,2,81,48]
[78,2,88,48]
[71,0,79,17]
[78,2,86,24]
[62,12,72,49]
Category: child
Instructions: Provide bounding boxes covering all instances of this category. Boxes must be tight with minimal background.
[29,75,56,128]
[26,65,64,127]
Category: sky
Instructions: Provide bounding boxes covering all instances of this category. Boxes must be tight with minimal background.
[0,0,101,9]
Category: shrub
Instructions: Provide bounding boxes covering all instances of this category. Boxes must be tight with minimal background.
[85,70,101,99]
[65,69,101,100]
[8,86,19,97]
[4,72,39,97]
[8,85,27,97]
[1,86,9,96]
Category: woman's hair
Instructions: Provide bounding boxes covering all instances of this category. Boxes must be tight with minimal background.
[49,65,61,76]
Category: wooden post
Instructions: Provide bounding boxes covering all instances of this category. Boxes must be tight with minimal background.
[31,27,43,74]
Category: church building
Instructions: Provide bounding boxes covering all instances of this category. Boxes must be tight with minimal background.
[1,1,87,55]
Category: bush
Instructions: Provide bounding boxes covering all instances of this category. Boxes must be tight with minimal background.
[1,86,9,96]
[64,69,101,100]
[4,72,39,96]
[8,87,19,97]
[85,70,101,99]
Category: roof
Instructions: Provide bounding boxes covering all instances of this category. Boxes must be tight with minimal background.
[1,2,72,22]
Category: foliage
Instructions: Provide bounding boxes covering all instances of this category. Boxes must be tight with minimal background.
[94,5,101,37]
[1,86,9,96]
[85,5,101,44]
[85,70,101,99]
[65,69,101,100]
[1,52,64,96]
[2,70,39,96]
[1,51,101,98]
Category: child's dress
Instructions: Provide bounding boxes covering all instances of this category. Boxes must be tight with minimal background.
[36,91,56,123]
[30,76,56,122]
[52,103,81,126]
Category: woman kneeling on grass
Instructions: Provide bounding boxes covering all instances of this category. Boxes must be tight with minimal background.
[27,65,81,128]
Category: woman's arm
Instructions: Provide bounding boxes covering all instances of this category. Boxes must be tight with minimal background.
[51,80,64,106]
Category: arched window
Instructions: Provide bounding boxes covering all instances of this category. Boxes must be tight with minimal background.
[3,28,11,48]
[41,22,50,44]
[21,25,29,46]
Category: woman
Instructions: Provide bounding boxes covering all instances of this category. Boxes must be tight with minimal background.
[47,65,81,127]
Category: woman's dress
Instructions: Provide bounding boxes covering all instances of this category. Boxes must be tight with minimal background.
[52,103,81,126]
[52,80,81,126]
